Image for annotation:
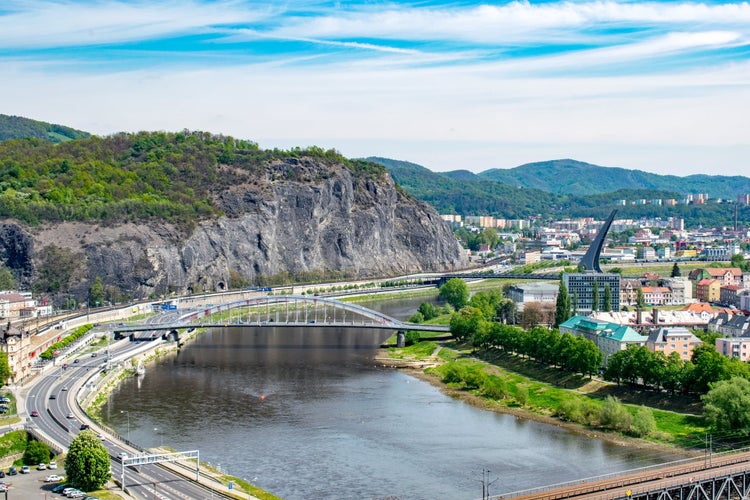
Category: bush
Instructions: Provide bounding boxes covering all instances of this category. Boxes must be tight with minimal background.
[23,440,51,465]
[599,396,632,432]
[404,330,421,345]
[631,406,657,437]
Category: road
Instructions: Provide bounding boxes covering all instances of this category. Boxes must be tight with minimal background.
[24,312,239,500]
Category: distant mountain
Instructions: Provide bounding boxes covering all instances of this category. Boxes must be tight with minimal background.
[476,159,750,199]
[0,114,90,143]
[366,156,750,228]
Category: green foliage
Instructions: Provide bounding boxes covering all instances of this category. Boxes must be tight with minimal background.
[404,330,421,346]
[636,287,646,308]
[603,284,612,312]
[0,352,10,385]
[0,130,383,227]
[41,324,94,359]
[23,440,51,465]
[89,276,104,306]
[65,430,111,491]
[631,406,657,437]
[0,265,15,289]
[599,396,632,432]
[701,377,750,432]
[554,279,570,328]
[0,430,28,456]
[671,262,682,277]
[0,114,90,143]
[591,280,599,312]
[439,278,469,309]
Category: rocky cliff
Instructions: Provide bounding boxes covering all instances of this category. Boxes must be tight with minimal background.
[0,155,466,302]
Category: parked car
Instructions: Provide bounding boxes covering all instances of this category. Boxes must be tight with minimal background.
[20,465,30,474]
[7,466,16,475]
[51,483,69,493]
[48,461,58,469]
[37,462,47,470]
[68,490,86,498]
[45,474,64,482]
[0,470,5,478]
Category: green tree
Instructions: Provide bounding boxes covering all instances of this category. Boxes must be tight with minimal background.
[0,352,10,385]
[572,290,578,316]
[591,280,599,312]
[449,306,486,342]
[417,302,439,321]
[688,344,731,394]
[480,227,499,250]
[636,287,646,309]
[23,440,50,465]
[0,266,15,290]
[89,276,104,307]
[496,298,517,324]
[702,377,750,432]
[65,430,111,491]
[554,279,571,328]
[599,396,632,432]
[439,278,469,310]
[670,262,681,277]
[603,284,612,312]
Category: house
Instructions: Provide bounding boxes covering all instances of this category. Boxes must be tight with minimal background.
[560,316,647,366]
[716,337,750,362]
[696,279,721,303]
[647,326,702,361]
[707,312,750,338]
[506,282,559,305]
[719,285,745,308]
[689,267,743,287]
[641,286,672,306]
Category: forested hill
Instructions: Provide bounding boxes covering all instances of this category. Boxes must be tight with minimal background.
[0,131,386,226]
[478,159,750,198]
[366,157,750,228]
[0,114,90,143]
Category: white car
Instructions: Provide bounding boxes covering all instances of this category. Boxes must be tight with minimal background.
[37,462,47,470]
[45,474,64,482]
[48,461,58,469]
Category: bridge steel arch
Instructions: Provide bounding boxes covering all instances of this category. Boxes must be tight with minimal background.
[114,295,450,338]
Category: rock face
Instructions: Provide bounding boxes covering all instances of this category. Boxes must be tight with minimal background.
[0,156,467,301]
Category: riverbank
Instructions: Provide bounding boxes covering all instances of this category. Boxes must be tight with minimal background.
[377,342,704,459]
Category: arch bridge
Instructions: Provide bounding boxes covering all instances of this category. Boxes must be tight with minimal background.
[114,295,450,346]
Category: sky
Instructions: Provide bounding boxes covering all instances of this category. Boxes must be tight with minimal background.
[1,0,749,176]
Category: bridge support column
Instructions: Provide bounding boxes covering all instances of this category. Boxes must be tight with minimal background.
[397,330,405,348]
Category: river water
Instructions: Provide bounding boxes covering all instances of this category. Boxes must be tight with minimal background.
[101,296,682,499]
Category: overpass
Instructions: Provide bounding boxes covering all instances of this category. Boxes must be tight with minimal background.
[113,295,451,346]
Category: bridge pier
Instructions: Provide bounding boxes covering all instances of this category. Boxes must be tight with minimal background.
[397,330,405,348]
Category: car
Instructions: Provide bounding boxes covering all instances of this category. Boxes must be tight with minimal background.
[7,466,16,475]
[62,363,68,369]
[62,386,68,391]
[52,484,69,493]
[0,484,7,493]
[66,412,75,419]
[117,452,128,460]
[68,491,86,498]
[0,470,5,478]
[38,462,47,470]
[20,465,30,474]
[73,359,80,364]
[45,474,63,482]
[0,397,10,403]
[91,353,97,357]
[48,461,58,469]
[50,393,57,399]
[30,410,39,417]
[62,487,77,495]
[80,423,90,430]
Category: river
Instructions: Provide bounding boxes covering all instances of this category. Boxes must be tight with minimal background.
[101,296,682,499]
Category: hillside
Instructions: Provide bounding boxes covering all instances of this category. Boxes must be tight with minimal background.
[366,157,750,227]
[0,133,466,305]
[478,159,750,198]
[0,114,90,143]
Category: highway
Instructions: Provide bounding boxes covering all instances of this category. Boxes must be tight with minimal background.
[24,312,237,500]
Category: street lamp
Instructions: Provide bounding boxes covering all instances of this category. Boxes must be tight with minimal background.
[120,410,130,441]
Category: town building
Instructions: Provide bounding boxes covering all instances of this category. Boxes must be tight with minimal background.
[708,312,750,338]
[559,316,647,366]
[506,282,559,305]
[646,326,702,361]
[563,272,621,313]
[716,337,750,362]
[696,279,721,303]
[719,285,745,308]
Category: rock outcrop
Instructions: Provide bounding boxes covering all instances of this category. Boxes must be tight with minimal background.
[0,156,467,301]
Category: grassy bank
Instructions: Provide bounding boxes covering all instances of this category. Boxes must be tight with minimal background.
[386,340,709,452]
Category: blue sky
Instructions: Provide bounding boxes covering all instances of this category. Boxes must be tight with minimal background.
[2,0,749,176]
